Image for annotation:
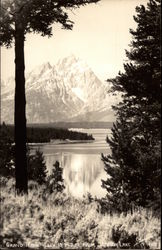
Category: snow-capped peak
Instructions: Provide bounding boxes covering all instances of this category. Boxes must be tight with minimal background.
[72,87,85,102]
[1,55,120,123]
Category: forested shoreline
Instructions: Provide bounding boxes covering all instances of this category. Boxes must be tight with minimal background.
[0,123,94,143]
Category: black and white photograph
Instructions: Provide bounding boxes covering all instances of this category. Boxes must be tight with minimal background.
[0,0,161,249]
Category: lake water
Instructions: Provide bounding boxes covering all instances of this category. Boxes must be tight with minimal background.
[30,128,111,198]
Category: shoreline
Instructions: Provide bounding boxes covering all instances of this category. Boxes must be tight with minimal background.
[28,139,94,146]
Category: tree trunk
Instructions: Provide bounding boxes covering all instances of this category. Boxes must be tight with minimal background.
[14,22,28,194]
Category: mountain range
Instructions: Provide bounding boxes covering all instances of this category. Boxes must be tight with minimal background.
[1,55,120,124]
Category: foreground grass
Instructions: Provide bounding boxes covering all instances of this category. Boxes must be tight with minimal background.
[0,178,160,249]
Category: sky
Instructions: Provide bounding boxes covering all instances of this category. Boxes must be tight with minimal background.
[1,0,148,82]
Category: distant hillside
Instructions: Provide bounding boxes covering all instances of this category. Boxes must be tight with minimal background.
[27,121,114,129]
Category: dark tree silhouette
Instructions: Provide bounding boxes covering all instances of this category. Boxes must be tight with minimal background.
[0,122,15,177]
[47,161,65,193]
[102,0,161,213]
[27,149,47,185]
[0,0,99,194]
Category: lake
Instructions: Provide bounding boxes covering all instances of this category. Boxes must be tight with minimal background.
[30,128,111,198]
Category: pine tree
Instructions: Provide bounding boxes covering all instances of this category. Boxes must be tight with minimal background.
[0,122,15,178]
[0,0,99,194]
[47,161,65,193]
[28,150,47,185]
[102,0,161,213]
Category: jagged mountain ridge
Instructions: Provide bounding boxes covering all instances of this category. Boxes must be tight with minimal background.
[1,55,120,123]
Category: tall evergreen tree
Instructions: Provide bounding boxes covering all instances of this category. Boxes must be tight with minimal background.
[102,0,161,213]
[0,0,99,194]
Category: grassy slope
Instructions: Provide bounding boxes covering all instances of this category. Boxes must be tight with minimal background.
[0,178,160,249]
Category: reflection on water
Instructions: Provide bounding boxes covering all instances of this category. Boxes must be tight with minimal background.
[45,152,107,198]
[31,129,110,198]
